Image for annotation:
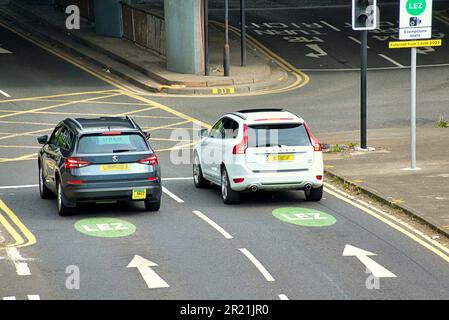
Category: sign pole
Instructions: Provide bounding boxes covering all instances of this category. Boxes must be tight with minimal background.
[410,47,417,169]
[360,30,368,150]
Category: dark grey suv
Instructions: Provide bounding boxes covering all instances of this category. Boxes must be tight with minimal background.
[37,117,162,216]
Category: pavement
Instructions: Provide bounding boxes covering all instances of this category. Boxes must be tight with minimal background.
[321,127,449,237]
[1,0,449,301]
[0,0,293,95]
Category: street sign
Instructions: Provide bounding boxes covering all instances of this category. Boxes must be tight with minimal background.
[399,0,433,40]
[389,39,442,48]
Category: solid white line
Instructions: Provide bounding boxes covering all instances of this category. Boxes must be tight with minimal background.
[378,54,405,68]
[320,20,341,32]
[2,296,16,300]
[27,295,40,300]
[239,248,275,282]
[193,210,233,239]
[162,186,184,203]
[278,294,289,300]
[348,36,371,48]
[0,90,11,98]
[6,248,31,276]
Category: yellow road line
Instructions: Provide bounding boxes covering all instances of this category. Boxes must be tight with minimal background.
[0,93,121,120]
[0,145,40,149]
[0,128,52,141]
[155,142,196,152]
[33,99,150,106]
[144,120,193,131]
[0,213,25,247]
[115,105,158,116]
[324,185,449,264]
[0,90,119,104]
[0,110,180,120]
[0,119,57,126]
[436,16,449,26]
[0,200,36,248]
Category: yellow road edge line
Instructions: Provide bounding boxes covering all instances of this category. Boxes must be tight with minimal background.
[0,200,36,248]
[324,186,449,264]
[0,212,25,247]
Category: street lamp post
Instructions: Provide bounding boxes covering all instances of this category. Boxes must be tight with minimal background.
[223,0,230,76]
[240,0,246,66]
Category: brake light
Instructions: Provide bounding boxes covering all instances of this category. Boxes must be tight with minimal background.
[233,124,248,155]
[303,122,322,152]
[147,177,159,181]
[138,154,158,166]
[68,180,84,185]
[101,131,122,135]
[64,157,92,169]
[316,175,323,181]
[233,178,245,183]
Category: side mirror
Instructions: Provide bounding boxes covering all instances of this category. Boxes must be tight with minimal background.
[144,131,151,139]
[198,129,208,138]
[37,135,48,145]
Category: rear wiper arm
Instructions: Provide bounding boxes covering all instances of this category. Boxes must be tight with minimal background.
[113,149,136,153]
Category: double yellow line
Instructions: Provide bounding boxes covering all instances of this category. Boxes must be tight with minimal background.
[0,200,36,248]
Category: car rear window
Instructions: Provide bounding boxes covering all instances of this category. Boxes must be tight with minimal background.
[248,123,311,147]
[77,134,149,154]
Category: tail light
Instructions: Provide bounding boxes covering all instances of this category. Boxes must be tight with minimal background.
[138,154,158,166]
[304,122,322,152]
[233,178,245,183]
[68,180,84,185]
[147,177,159,181]
[316,175,323,181]
[64,157,92,169]
[233,124,248,155]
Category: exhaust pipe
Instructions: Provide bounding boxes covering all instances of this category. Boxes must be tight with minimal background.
[250,185,258,192]
[304,183,312,191]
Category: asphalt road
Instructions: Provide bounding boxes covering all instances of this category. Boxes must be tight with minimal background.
[1,11,449,301]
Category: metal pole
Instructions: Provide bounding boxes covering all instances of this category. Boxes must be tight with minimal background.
[240,0,246,66]
[223,0,230,76]
[360,30,368,149]
[410,47,417,169]
[205,0,209,76]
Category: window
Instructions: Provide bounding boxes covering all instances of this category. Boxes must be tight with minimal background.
[222,118,239,139]
[77,133,149,154]
[209,119,224,139]
[49,125,63,146]
[57,127,74,150]
[248,123,311,148]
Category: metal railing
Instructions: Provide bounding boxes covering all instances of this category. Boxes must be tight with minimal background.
[121,2,166,57]
[54,0,95,22]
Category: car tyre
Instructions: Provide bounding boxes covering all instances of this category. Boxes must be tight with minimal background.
[193,154,209,188]
[144,200,161,212]
[39,165,53,199]
[221,167,240,204]
[305,185,323,202]
[57,180,75,216]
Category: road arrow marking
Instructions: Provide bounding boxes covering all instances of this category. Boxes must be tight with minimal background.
[342,244,397,278]
[305,44,327,58]
[0,47,12,54]
[417,46,435,55]
[127,255,170,289]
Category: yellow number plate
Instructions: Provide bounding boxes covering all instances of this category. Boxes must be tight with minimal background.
[132,189,147,200]
[100,164,130,171]
[267,154,294,162]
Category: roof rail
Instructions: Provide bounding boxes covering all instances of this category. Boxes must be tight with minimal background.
[237,108,284,113]
[126,115,138,129]
[228,112,247,120]
[66,118,83,130]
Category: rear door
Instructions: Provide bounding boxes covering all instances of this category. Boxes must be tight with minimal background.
[245,122,314,172]
[72,132,155,182]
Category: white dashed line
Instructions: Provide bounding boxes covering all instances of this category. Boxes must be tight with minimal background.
[2,296,16,300]
[239,248,275,282]
[162,186,184,203]
[6,247,31,276]
[278,294,289,300]
[378,54,405,68]
[320,20,341,32]
[193,210,233,239]
[348,36,371,48]
[0,90,11,98]
[27,294,40,300]
[0,184,38,190]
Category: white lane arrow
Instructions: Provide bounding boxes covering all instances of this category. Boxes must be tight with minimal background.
[417,47,435,55]
[343,244,397,278]
[127,255,170,289]
[0,47,12,54]
[305,44,327,58]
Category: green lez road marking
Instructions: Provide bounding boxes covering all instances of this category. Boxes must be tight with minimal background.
[272,207,336,227]
[406,0,426,16]
[74,218,136,238]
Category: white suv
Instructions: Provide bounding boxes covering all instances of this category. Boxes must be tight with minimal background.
[193,109,324,204]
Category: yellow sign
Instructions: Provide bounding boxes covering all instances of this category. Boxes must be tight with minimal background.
[389,39,442,49]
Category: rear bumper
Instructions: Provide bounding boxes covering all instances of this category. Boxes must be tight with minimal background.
[64,184,162,203]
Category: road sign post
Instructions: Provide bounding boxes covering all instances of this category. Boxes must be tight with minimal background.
[361,30,368,149]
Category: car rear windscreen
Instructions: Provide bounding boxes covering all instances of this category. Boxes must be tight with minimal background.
[248,123,311,147]
[77,134,149,154]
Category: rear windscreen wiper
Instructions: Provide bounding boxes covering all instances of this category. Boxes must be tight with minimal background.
[113,149,136,153]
